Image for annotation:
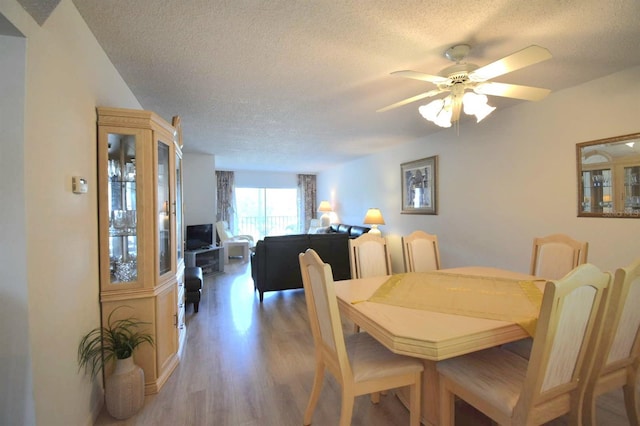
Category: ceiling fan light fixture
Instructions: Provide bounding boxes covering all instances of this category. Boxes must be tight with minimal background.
[420,91,495,127]
[419,98,452,128]
[472,102,496,122]
[462,92,496,122]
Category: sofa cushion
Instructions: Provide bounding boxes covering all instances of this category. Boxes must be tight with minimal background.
[349,225,370,237]
[337,224,352,234]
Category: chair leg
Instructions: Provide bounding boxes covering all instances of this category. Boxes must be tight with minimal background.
[370,392,380,404]
[581,388,598,426]
[439,378,455,426]
[339,390,355,426]
[409,374,422,426]
[623,380,640,426]
[303,364,325,426]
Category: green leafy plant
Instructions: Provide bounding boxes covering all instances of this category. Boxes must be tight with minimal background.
[78,306,154,378]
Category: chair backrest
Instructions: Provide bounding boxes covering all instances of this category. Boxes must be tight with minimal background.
[515,263,611,417]
[299,249,352,381]
[530,233,589,280]
[348,233,392,278]
[402,230,441,272]
[588,258,640,383]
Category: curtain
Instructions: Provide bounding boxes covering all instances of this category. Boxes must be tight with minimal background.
[297,174,316,233]
[216,171,236,233]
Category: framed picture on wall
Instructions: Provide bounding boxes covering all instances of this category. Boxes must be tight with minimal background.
[401,155,438,215]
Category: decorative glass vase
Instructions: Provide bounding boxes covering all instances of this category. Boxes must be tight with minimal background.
[105,356,145,419]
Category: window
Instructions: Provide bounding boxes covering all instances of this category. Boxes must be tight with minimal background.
[235,187,299,240]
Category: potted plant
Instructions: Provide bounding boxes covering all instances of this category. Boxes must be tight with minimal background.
[78,306,154,420]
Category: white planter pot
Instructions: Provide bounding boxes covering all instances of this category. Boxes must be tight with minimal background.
[105,356,145,420]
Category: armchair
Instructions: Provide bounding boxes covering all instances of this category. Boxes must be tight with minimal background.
[216,221,255,261]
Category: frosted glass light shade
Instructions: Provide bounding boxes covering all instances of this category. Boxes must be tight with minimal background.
[462,92,495,122]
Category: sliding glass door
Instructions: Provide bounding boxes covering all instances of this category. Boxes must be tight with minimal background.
[235,187,299,240]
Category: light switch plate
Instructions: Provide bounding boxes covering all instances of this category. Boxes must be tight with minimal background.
[72,176,88,194]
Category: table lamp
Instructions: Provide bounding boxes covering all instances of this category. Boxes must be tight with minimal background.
[318,201,332,226]
[363,208,385,236]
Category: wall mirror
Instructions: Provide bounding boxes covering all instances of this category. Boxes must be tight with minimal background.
[577,132,640,218]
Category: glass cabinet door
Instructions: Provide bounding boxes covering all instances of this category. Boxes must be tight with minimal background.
[581,169,612,214]
[108,133,139,284]
[157,140,172,275]
[175,151,184,264]
[624,165,640,213]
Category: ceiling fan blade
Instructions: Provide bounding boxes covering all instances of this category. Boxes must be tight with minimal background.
[474,82,551,101]
[377,89,445,112]
[391,70,452,85]
[469,45,552,82]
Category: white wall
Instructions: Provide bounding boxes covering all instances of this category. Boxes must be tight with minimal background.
[0,32,34,426]
[0,0,141,425]
[318,66,640,274]
[234,170,299,188]
[183,153,216,226]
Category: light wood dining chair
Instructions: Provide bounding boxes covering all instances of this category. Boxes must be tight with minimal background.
[402,230,441,272]
[582,258,640,426]
[298,249,423,426]
[349,233,393,332]
[436,263,611,426]
[348,233,392,279]
[530,233,589,280]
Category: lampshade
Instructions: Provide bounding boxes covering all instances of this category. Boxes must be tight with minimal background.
[318,201,332,226]
[363,208,385,236]
[318,201,332,212]
[419,89,495,128]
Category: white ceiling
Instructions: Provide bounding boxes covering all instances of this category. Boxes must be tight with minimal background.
[69,0,640,173]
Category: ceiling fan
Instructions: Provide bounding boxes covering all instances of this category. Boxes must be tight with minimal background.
[378,44,552,127]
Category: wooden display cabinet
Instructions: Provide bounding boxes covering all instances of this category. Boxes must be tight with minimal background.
[97,107,185,394]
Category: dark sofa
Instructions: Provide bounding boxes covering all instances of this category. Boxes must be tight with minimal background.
[251,224,369,301]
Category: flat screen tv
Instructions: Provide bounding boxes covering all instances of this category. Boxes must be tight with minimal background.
[186,224,214,250]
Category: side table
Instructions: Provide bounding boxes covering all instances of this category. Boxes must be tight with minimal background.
[222,240,250,264]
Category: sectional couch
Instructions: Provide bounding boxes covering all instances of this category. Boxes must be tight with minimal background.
[250,224,369,301]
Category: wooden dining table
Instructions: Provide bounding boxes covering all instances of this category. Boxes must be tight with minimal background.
[333,266,545,426]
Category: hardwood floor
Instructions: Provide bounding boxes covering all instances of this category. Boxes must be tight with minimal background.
[95,260,636,425]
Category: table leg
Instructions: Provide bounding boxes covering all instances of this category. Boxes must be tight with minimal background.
[223,245,229,264]
[242,243,249,263]
[396,360,439,426]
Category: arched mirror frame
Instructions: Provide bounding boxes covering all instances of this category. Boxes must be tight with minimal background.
[577,132,640,218]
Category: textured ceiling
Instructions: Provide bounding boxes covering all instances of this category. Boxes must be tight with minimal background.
[0,13,21,36]
[70,0,640,173]
[16,0,60,25]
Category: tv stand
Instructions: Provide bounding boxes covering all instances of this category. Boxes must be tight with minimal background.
[185,246,224,275]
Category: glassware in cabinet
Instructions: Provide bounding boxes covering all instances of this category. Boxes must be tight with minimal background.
[107,133,139,284]
[624,165,640,213]
[581,168,612,213]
